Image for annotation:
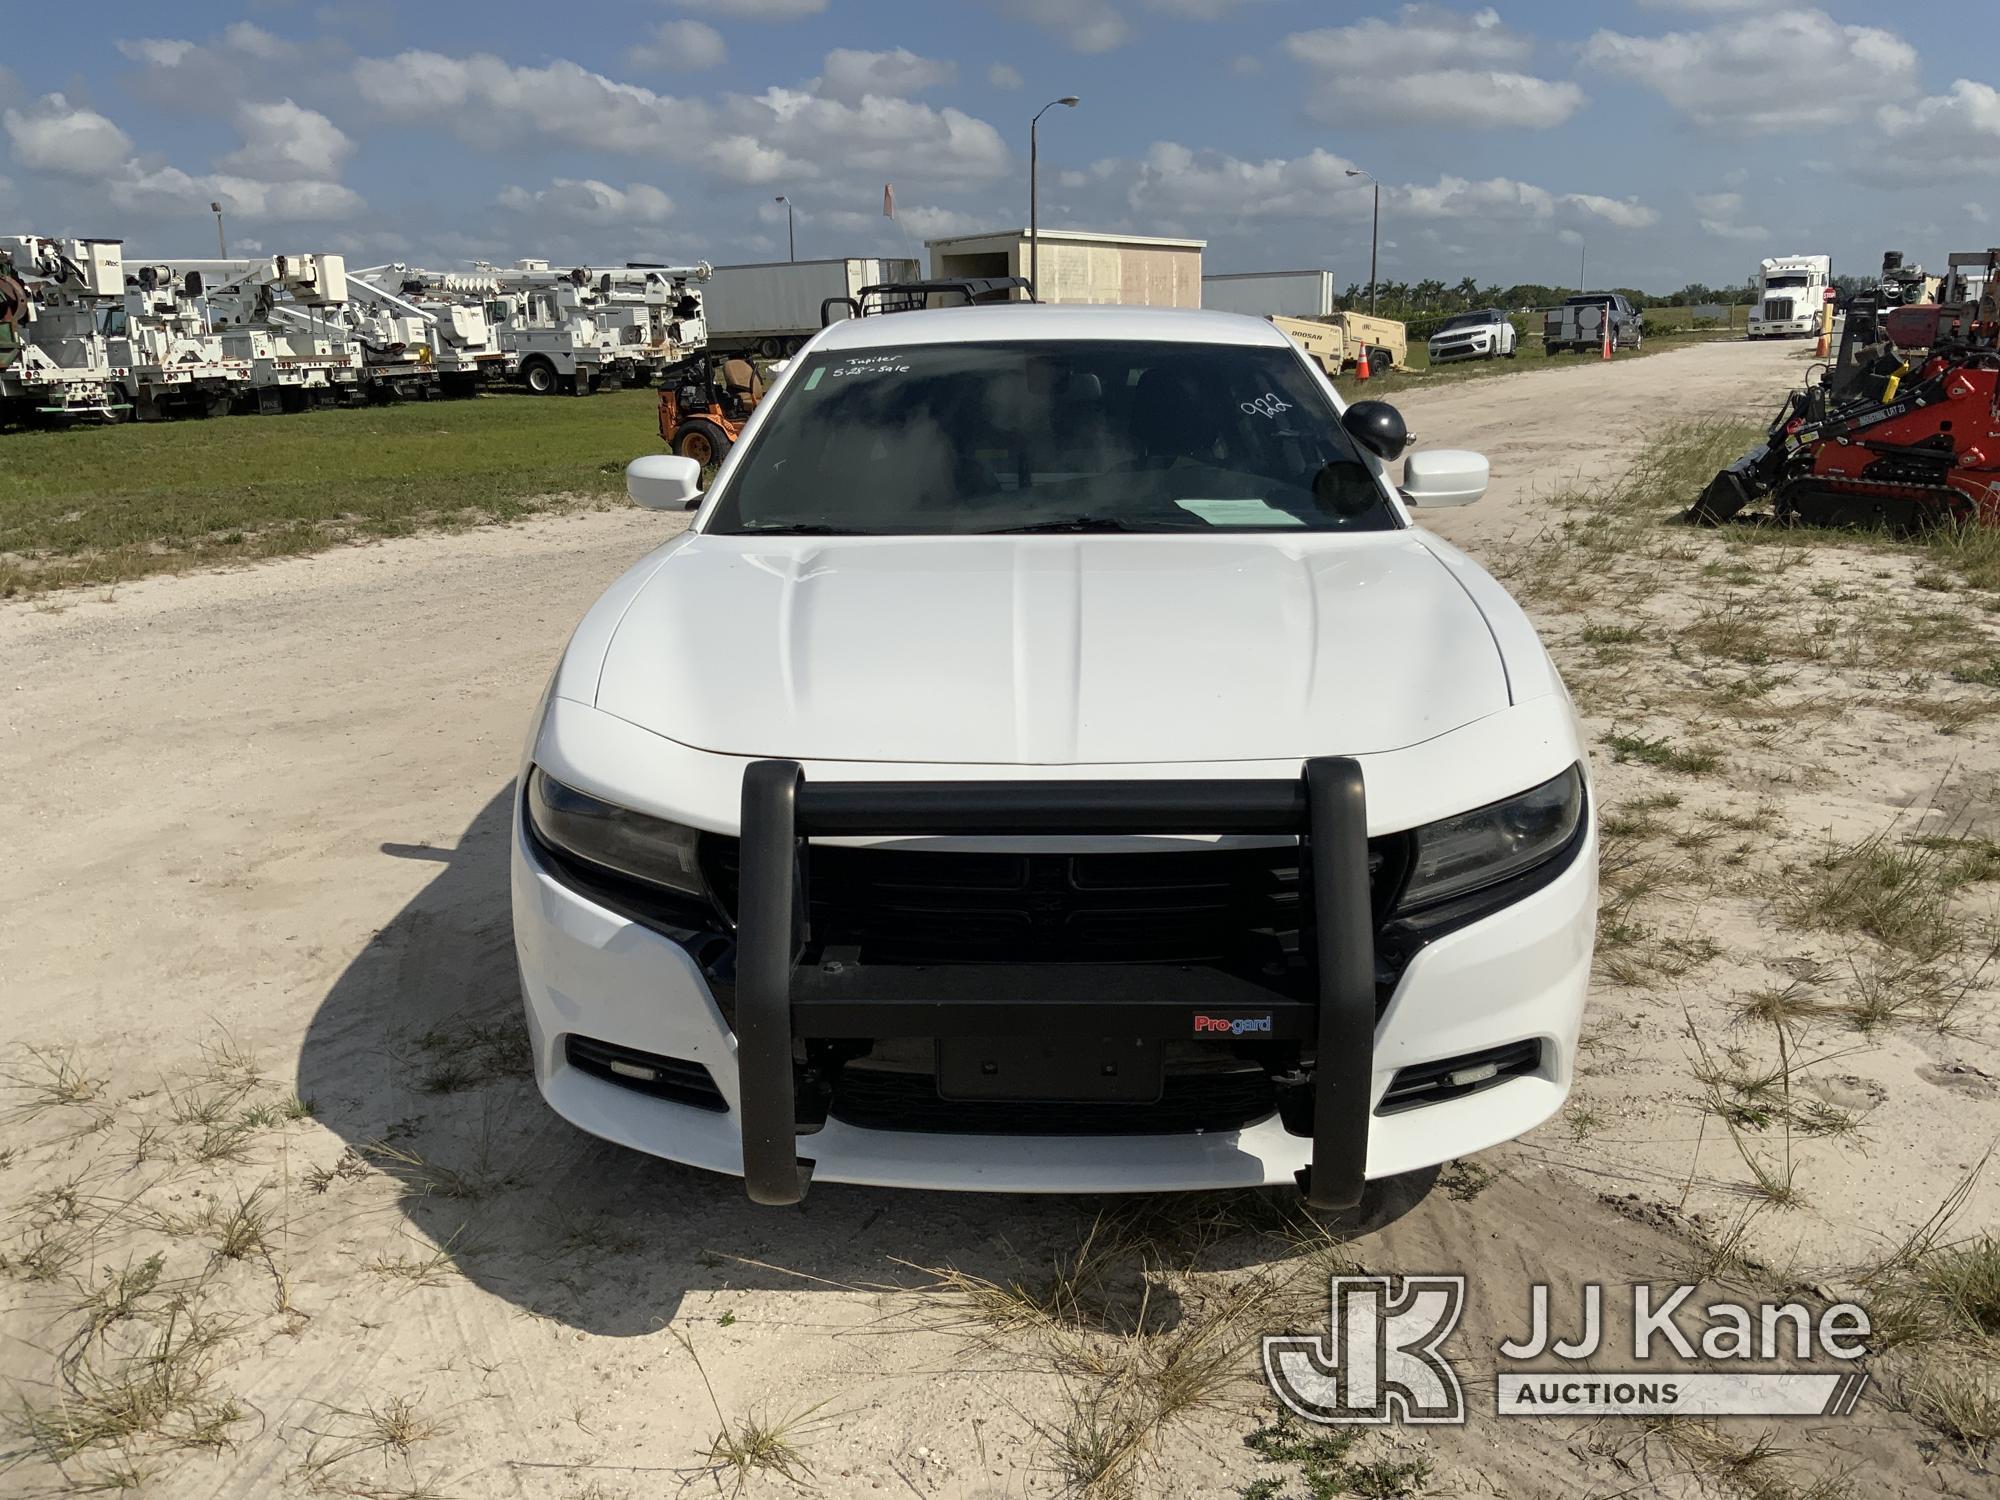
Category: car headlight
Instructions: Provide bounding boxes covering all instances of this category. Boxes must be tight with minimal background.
[1397,766,1584,910]
[525,767,708,900]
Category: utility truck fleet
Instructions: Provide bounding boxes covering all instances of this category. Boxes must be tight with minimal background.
[1,233,712,423]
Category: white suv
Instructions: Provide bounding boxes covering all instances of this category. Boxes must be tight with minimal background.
[511,303,1596,1208]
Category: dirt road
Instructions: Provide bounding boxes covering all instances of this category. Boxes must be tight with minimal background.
[4,339,1970,1498]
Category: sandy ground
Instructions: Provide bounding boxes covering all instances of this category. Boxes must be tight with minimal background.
[4,338,1994,1498]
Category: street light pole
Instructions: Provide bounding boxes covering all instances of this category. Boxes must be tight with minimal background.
[1345,169,1379,314]
[774,196,794,262]
[1579,238,1587,291]
[210,200,227,258]
[1029,95,1080,301]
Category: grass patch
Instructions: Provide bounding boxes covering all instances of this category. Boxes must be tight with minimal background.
[0,389,665,597]
[1602,732,1721,775]
[1778,824,1996,962]
[1240,1410,1432,1499]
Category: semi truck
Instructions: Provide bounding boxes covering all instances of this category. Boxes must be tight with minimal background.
[1749,255,1832,339]
[700,258,919,358]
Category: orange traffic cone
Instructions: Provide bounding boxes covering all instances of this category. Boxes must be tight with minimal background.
[1356,347,1371,381]
[1601,309,1614,361]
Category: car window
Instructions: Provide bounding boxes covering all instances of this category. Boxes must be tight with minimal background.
[704,338,1402,536]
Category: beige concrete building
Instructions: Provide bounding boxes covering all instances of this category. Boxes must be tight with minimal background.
[924,228,1205,308]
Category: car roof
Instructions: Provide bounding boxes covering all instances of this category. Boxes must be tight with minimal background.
[811,301,1294,351]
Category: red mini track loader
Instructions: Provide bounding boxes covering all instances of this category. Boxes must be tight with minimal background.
[1689,250,2000,533]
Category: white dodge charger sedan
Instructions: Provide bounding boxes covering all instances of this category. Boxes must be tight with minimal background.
[511,302,1596,1208]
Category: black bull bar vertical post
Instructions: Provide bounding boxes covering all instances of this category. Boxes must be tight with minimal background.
[734,758,1375,1209]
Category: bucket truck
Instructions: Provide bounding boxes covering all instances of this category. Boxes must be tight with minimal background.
[0,235,123,424]
[483,259,709,395]
[346,267,507,398]
[172,254,364,412]
[117,263,253,419]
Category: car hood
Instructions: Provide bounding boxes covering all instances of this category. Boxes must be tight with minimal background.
[593,532,1509,764]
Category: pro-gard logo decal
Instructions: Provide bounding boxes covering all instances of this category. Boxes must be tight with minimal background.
[1193,1013,1274,1037]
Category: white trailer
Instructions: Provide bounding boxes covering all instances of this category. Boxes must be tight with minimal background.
[0,235,124,423]
[701,258,920,358]
[1748,254,1832,339]
[1201,269,1338,320]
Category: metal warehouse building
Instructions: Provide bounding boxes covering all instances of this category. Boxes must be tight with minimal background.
[924,228,1205,308]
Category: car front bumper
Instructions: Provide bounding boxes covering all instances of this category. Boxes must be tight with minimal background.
[1429,335,1497,363]
[511,770,1596,1196]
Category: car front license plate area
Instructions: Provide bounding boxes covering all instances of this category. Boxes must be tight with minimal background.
[936,1035,1163,1102]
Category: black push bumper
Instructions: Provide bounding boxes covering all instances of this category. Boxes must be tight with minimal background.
[734,758,1377,1210]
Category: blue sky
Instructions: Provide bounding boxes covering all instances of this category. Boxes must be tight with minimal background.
[3,1,1993,292]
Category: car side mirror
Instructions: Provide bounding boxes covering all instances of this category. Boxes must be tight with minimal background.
[626,453,702,511]
[1341,399,1410,461]
[1401,449,1489,508]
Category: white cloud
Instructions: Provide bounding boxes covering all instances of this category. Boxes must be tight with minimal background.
[1691,191,1770,240]
[497,178,674,225]
[627,20,727,72]
[117,23,300,110]
[673,0,823,15]
[3,94,135,177]
[730,86,1010,182]
[1143,0,1269,16]
[1583,9,1918,131]
[1002,0,1132,54]
[1636,0,1789,9]
[1562,193,1660,230]
[110,165,364,220]
[1127,142,1369,222]
[217,100,354,182]
[1877,80,2000,164]
[219,21,298,60]
[1124,142,1654,238]
[1286,5,1584,128]
[352,51,711,153]
[819,47,957,104]
[988,62,1023,89]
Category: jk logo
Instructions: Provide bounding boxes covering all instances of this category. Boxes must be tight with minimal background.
[1263,1275,1466,1425]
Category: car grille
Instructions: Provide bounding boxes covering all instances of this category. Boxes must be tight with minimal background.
[828,1055,1279,1135]
[1762,298,1796,322]
[701,837,1406,966]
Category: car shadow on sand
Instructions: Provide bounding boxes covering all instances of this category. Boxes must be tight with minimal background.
[297,783,1436,1338]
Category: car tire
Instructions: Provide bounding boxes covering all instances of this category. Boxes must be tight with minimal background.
[521,359,557,396]
[674,418,731,468]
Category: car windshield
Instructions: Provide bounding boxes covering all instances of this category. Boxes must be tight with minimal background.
[704,337,1400,536]
[1765,275,1810,289]
[1438,312,1496,331]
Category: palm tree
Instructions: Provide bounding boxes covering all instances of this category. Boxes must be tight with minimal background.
[1455,276,1480,307]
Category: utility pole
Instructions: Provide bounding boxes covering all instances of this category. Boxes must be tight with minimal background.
[1345,169,1379,313]
[211,201,227,258]
[774,196,794,262]
[1030,96,1080,301]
